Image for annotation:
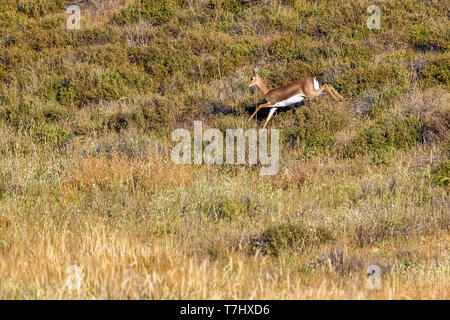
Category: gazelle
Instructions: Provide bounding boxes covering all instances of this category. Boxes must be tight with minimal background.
[247,68,346,128]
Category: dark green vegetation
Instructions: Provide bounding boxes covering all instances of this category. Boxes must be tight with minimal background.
[251,223,335,255]
[1,0,448,162]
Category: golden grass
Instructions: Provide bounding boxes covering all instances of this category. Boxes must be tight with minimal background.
[0,141,448,299]
[61,153,194,193]
[0,214,447,299]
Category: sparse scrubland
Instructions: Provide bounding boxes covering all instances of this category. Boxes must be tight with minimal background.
[0,0,449,299]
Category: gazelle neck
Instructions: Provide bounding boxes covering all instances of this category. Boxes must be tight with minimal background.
[256,78,270,95]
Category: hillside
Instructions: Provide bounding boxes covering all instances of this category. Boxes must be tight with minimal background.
[0,0,449,299]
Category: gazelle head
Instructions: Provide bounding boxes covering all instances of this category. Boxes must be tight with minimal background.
[246,68,260,87]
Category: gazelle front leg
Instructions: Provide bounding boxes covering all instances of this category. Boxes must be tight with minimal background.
[249,103,272,120]
[324,85,340,101]
[314,85,339,101]
[328,85,346,101]
[262,107,277,129]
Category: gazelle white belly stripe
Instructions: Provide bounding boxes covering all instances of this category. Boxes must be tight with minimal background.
[273,94,306,107]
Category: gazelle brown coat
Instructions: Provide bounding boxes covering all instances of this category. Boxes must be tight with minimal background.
[246,69,346,128]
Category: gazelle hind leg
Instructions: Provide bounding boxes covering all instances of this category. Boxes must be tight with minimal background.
[262,107,277,129]
[249,103,272,120]
[328,85,346,101]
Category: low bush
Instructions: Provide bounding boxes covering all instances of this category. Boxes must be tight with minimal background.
[251,223,334,255]
[113,0,178,26]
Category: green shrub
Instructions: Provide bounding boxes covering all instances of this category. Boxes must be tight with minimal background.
[409,25,448,52]
[251,223,334,255]
[17,0,66,17]
[25,24,71,51]
[420,53,450,90]
[431,160,450,187]
[55,70,131,107]
[223,36,260,69]
[105,113,130,133]
[268,34,314,62]
[414,185,433,206]
[279,102,350,157]
[315,227,336,243]
[128,43,189,82]
[335,63,409,99]
[55,80,79,107]
[74,26,120,47]
[33,123,70,146]
[97,71,129,100]
[0,99,66,130]
[113,0,178,25]
[343,114,422,159]
[199,195,260,220]
[222,0,249,13]
[255,223,308,255]
[76,45,129,68]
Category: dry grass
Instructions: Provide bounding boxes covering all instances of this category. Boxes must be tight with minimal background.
[0,139,448,299]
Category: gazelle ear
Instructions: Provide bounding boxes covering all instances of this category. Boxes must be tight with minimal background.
[254,68,258,75]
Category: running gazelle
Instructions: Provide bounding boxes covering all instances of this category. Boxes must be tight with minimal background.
[247,69,346,128]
